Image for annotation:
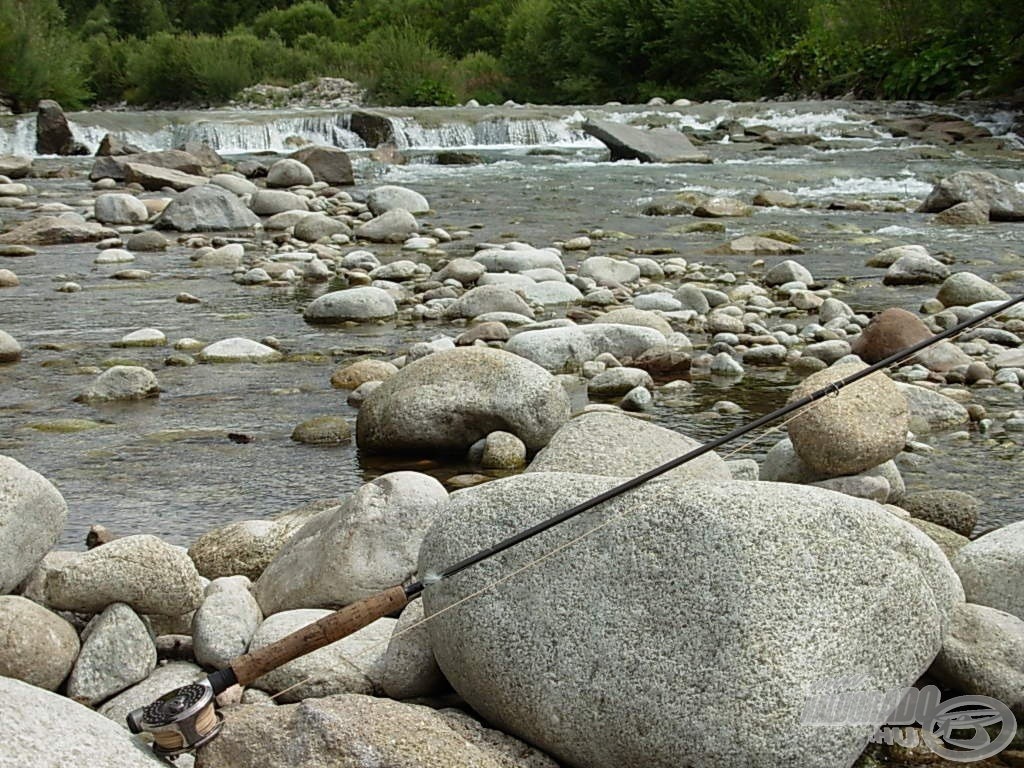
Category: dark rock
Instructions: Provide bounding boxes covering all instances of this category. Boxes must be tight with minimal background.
[176,141,224,167]
[234,159,268,178]
[35,100,86,156]
[349,110,395,147]
[289,145,354,185]
[583,119,711,163]
[851,308,932,364]
[900,489,979,538]
[436,151,483,165]
[95,134,145,157]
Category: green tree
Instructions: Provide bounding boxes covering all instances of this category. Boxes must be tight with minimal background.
[0,0,91,111]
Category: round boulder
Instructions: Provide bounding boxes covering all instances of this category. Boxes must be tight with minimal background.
[356,347,570,454]
[266,158,315,188]
[952,520,1024,621]
[198,338,283,363]
[75,365,159,402]
[0,595,80,690]
[0,454,68,594]
[937,272,1011,307]
[786,363,909,477]
[330,358,398,389]
[366,184,430,215]
[304,286,397,323]
[0,329,22,362]
[67,602,156,705]
[94,193,149,225]
[419,473,962,768]
[851,308,932,364]
[154,185,260,232]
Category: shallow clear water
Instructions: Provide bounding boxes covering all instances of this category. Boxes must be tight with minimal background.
[1,101,1022,548]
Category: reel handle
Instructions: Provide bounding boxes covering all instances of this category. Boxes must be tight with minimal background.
[228,584,409,686]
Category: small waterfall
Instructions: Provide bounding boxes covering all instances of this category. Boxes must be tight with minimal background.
[386,115,589,149]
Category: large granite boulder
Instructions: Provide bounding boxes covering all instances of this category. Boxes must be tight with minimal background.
[952,520,1024,621]
[0,677,168,767]
[936,272,1011,307]
[89,150,205,181]
[356,347,570,454]
[0,213,115,245]
[194,694,558,768]
[155,185,260,232]
[254,473,448,615]
[786,363,909,477]
[75,365,159,403]
[45,534,204,616]
[125,162,208,191]
[367,184,430,215]
[583,119,710,163]
[419,473,962,768]
[94,193,150,225]
[0,154,32,179]
[851,308,932,363]
[917,170,1024,221]
[0,595,79,690]
[896,383,969,433]
[290,145,354,185]
[266,158,314,188]
[526,411,731,483]
[0,454,67,594]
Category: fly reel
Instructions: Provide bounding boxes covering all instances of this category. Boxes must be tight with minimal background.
[126,680,223,759]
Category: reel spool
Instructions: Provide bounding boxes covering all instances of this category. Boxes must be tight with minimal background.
[126,680,223,759]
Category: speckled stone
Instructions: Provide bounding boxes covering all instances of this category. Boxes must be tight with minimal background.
[420,473,962,768]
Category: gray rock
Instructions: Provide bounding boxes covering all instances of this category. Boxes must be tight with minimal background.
[896,383,969,432]
[45,534,203,616]
[355,208,418,242]
[764,259,813,286]
[526,411,731,483]
[254,473,447,615]
[357,347,570,454]
[367,184,430,215]
[0,213,115,245]
[578,256,641,286]
[196,694,557,768]
[593,308,672,337]
[0,676,168,767]
[619,385,653,411]
[0,454,68,594]
[155,185,260,232]
[710,351,744,376]
[810,474,891,503]
[481,431,527,469]
[0,595,79,690]
[909,518,970,561]
[193,576,263,668]
[124,162,208,191]
[883,252,950,285]
[197,338,283,363]
[380,600,448,700]
[437,257,487,284]
[900,490,979,537]
[787,364,908,477]
[931,602,1024,714]
[744,344,788,365]
[473,247,564,274]
[246,610,379,700]
[266,158,315,188]
[587,366,653,396]
[918,170,1024,221]
[953,520,1024,621]
[583,118,710,163]
[304,286,398,323]
[419,473,962,768]
[693,196,753,217]
[188,513,316,581]
[94,193,149,225]
[330,359,398,389]
[125,230,168,251]
[67,603,157,706]
[726,458,760,481]
[802,340,852,365]
[506,323,664,372]
[289,145,354,185]
[937,272,1011,307]
[866,244,929,268]
[522,280,583,306]
[76,365,159,402]
[98,661,205,725]
[210,173,258,196]
[249,189,309,216]
[0,154,32,179]
[293,213,351,242]
[935,200,990,225]
[445,284,534,320]
[291,416,352,444]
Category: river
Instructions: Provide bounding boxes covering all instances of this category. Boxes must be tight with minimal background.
[0,100,1022,549]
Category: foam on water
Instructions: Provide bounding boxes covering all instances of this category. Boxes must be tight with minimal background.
[795,172,932,199]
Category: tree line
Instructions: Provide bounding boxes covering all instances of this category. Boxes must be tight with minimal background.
[1,0,1021,112]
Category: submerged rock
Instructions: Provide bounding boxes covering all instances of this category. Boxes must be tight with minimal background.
[420,473,962,768]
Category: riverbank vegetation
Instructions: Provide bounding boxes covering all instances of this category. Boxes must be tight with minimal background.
[1,0,1021,111]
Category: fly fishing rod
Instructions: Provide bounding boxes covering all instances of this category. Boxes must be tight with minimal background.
[128,292,1024,759]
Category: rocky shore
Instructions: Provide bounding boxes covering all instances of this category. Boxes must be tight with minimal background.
[1,102,1024,767]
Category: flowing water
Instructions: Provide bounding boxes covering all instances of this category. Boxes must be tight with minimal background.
[0,100,1022,549]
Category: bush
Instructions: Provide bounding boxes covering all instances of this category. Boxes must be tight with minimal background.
[0,0,91,111]
[453,51,510,104]
[250,2,340,47]
[351,23,458,106]
[84,33,132,104]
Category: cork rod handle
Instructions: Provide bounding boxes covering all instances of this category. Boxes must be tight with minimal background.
[229,585,409,686]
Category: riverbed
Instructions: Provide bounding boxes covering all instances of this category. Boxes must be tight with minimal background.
[0,100,1022,548]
